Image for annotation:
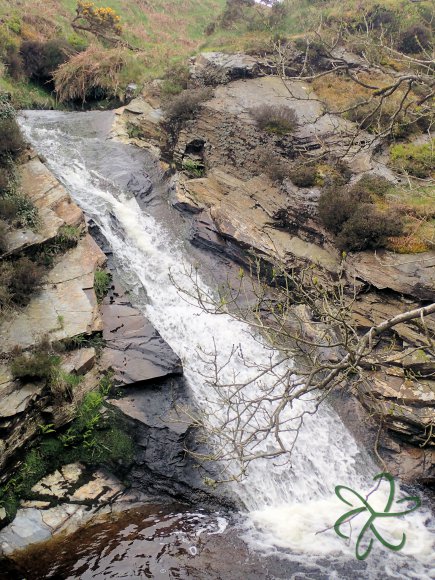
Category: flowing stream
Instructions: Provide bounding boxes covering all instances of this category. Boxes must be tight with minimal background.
[19,110,434,579]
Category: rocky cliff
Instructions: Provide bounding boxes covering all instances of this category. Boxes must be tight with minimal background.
[113,51,435,485]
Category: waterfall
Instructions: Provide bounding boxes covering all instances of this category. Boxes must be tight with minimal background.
[20,111,434,579]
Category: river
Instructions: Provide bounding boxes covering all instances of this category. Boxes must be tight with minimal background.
[14,110,434,579]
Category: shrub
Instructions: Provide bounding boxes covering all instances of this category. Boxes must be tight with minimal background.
[163,87,213,123]
[161,62,190,96]
[251,104,298,135]
[335,204,403,251]
[0,197,19,222]
[390,140,434,179]
[94,269,111,303]
[9,257,44,306]
[3,45,24,80]
[20,39,75,85]
[53,45,126,103]
[290,165,317,188]
[257,149,289,183]
[318,187,356,234]
[349,174,392,200]
[399,25,432,54]
[0,219,8,253]
[0,118,26,159]
[11,350,60,381]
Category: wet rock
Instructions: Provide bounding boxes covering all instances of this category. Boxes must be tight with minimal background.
[101,280,182,386]
[127,172,153,199]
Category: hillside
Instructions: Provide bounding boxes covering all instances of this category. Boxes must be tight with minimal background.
[0,0,226,107]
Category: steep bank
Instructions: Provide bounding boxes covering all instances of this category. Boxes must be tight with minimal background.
[6,108,433,580]
[113,52,435,486]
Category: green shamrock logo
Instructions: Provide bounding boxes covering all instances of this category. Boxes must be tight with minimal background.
[334,472,421,560]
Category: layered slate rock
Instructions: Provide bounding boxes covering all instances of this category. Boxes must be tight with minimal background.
[345,250,435,301]
[175,169,339,273]
[0,463,140,556]
[0,234,105,352]
[101,280,182,386]
[3,154,83,256]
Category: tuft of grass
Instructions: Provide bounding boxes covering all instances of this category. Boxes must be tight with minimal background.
[94,269,111,303]
[250,104,298,136]
[182,158,205,177]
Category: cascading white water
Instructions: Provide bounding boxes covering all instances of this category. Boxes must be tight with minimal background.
[20,111,434,579]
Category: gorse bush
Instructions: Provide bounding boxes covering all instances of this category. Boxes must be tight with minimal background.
[20,39,76,86]
[163,87,213,124]
[251,104,298,135]
[390,140,435,179]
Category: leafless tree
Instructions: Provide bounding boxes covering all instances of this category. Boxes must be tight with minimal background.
[171,258,435,483]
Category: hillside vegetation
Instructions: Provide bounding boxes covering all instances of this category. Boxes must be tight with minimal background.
[0,0,226,107]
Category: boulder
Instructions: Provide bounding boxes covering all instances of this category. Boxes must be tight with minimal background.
[189,52,262,84]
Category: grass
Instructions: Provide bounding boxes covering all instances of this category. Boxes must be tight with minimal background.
[0,0,227,107]
[94,269,111,303]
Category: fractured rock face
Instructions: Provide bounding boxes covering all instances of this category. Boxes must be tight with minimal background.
[3,156,83,257]
[101,279,183,386]
[0,234,106,353]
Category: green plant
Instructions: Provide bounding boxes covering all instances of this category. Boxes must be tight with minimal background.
[38,423,56,435]
[390,140,435,179]
[126,122,143,139]
[251,104,298,135]
[20,39,75,86]
[11,350,61,382]
[290,165,317,188]
[161,62,190,96]
[99,370,114,396]
[8,257,44,306]
[163,87,213,123]
[335,204,403,252]
[94,269,111,303]
[182,158,205,177]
